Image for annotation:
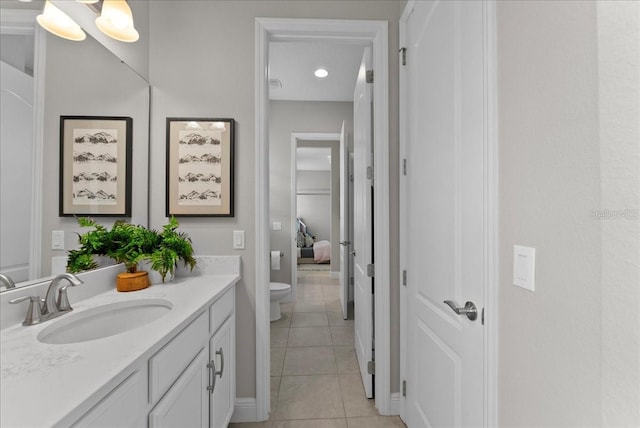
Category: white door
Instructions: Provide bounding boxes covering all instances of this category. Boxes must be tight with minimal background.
[339,121,350,319]
[404,1,486,426]
[353,47,374,398]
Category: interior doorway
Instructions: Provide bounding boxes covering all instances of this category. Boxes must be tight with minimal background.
[255,18,392,421]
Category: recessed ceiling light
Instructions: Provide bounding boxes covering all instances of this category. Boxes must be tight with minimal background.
[314,68,329,78]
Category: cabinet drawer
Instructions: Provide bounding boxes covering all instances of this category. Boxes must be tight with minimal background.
[149,312,208,404]
[71,370,146,428]
[210,287,234,334]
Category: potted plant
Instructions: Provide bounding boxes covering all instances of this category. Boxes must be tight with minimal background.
[145,217,196,283]
[67,217,196,290]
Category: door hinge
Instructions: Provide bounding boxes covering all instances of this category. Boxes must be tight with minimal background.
[402,270,407,286]
[367,360,375,375]
[402,159,407,176]
[367,166,374,180]
[349,173,354,183]
[366,69,374,83]
[400,47,407,66]
[349,277,354,286]
[482,307,485,325]
[402,380,407,397]
[366,263,375,277]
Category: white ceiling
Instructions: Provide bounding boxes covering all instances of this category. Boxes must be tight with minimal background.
[269,41,366,102]
[297,147,331,171]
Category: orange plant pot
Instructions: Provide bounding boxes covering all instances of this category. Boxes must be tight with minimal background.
[116,271,149,292]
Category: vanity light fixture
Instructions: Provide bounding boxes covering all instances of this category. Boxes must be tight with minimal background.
[95,0,139,43]
[37,0,87,42]
[314,68,329,78]
[76,0,99,3]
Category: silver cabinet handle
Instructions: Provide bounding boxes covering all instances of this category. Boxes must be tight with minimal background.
[207,360,216,393]
[443,300,478,321]
[215,347,224,378]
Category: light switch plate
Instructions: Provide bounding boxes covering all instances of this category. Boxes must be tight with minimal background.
[513,245,535,291]
[272,222,282,231]
[52,230,65,250]
[233,230,245,250]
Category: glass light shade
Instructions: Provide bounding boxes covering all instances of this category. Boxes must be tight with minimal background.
[314,68,329,78]
[37,1,86,42]
[95,0,139,43]
[76,0,99,3]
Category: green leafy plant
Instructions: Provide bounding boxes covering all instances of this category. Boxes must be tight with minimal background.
[66,217,196,281]
[147,217,196,282]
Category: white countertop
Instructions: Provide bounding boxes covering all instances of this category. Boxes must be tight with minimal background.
[1,272,239,427]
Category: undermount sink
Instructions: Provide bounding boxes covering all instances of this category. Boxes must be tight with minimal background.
[37,299,173,344]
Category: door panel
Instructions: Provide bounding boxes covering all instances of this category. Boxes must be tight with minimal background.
[405,1,485,426]
[339,122,349,319]
[353,47,374,398]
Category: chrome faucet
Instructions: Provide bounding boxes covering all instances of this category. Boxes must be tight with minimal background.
[0,273,16,290]
[41,273,84,320]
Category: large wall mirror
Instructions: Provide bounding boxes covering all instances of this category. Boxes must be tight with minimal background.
[0,1,150,291]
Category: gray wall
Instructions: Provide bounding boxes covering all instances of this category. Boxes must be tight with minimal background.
[41,32,150,276]
[297,170,331,242]
[148,0,404,399]
[270,101,352,285]
[497,1,639,425]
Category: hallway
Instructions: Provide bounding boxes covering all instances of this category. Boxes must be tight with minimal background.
[231,267,405,427]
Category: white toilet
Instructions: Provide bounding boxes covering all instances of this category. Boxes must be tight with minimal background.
[269,282,291,321]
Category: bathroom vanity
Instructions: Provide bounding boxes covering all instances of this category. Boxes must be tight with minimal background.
[0,256,239,428]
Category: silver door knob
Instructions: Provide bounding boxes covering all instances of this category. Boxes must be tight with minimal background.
[340,241,351,246]
[443,300,478,321]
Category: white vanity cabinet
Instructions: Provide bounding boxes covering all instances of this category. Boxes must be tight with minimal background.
[148,285,236,428]
[209,287,235,427]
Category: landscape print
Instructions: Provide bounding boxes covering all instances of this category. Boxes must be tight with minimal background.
[177,130,223,206]
[72,128,118,205]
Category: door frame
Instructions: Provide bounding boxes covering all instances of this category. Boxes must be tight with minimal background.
[290,132,341,304]
[255,18,391,420]
[398,0,499,425]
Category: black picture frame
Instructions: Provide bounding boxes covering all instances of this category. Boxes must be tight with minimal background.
[59,116,133,217]
[166,118,235,217]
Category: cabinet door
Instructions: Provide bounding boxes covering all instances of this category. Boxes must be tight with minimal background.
[149,347,209,428]
[209,315,235,428]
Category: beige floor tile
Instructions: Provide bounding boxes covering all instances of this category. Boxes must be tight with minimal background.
[283,346,337,375]
[271,376,281,413]
[323,286,341,299]
[324,300,342,313]
[274,375,345,420]
[280,302,295,313]
[271,327,290,348]
[346,416,406,428]
[327,311,354,327]
[229,422,272,428]
[297,285,325,300]
[271,348,286,376]
[272,419,347,428]
[330,326,354,346]
[291,312,329,327]
[271,311,292,328]
[339,374,377,417]
[288,327,333,347]
[294,300,327,313]
[334,346,359,374]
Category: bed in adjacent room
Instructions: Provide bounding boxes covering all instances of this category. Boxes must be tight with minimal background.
[296,217,330,264]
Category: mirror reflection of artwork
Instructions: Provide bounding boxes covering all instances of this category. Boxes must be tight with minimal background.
[166,118,235,217]
[177,130,222,206]
[72,128,118,205]
[60,116,132,217]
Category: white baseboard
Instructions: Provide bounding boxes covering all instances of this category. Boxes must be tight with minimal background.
[231,398,258,423]
[388,392,401,415]
[330,271,339,279]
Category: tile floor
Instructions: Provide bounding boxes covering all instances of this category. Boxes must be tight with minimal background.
[230,268,405,428]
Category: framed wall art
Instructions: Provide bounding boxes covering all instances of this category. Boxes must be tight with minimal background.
[59,116,132,217]
[166,118,235,217]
